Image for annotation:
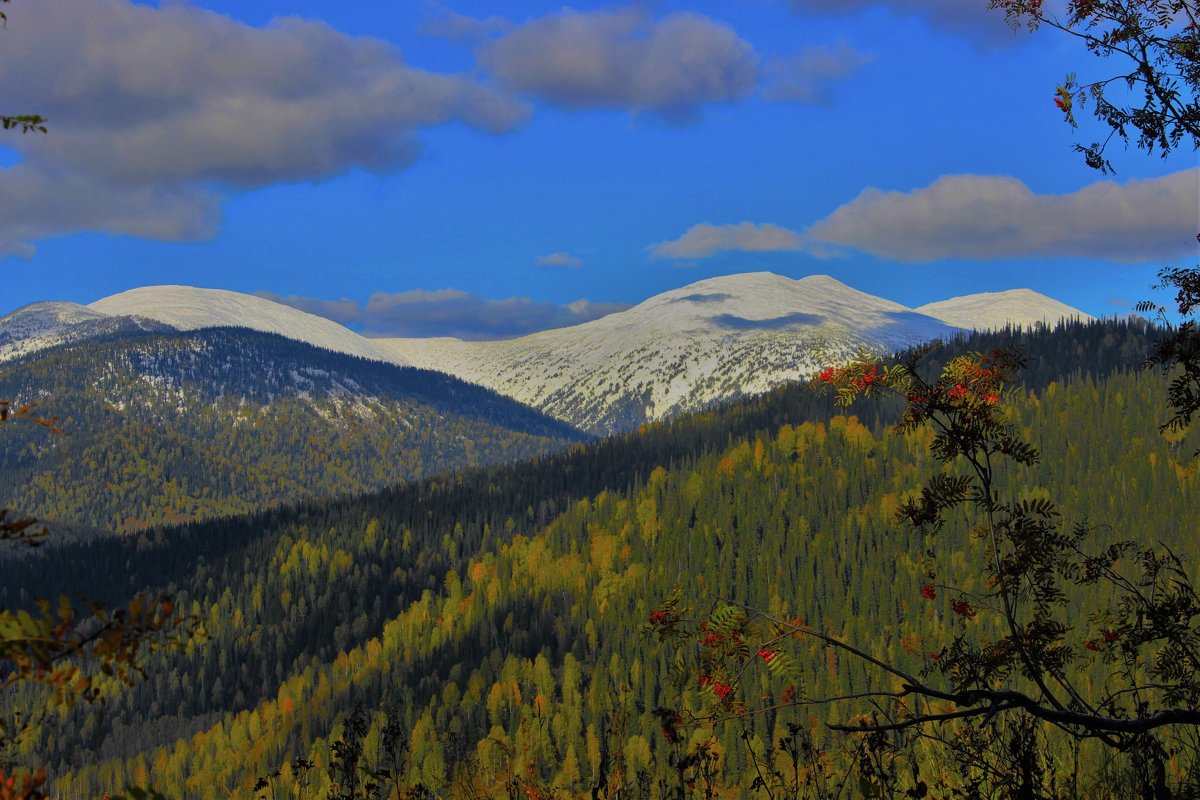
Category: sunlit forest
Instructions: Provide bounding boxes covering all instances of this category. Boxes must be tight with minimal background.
[4,319,1198,797]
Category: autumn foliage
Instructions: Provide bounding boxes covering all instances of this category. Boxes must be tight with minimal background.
[0,402,191,800]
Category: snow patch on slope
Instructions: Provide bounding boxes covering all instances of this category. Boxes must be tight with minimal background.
[0,301,172,363]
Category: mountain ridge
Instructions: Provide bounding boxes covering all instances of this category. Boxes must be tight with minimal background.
[0,301,174,363]
[3,273,1093,434]
[376,273,1091,432]
[7,320,1181,797]
[0,327,584,532]
[88,285,407,365]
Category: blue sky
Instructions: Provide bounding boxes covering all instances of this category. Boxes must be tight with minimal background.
[0,0,1196,338]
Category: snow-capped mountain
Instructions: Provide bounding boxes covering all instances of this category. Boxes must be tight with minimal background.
[376,273,971,434]
[2,273,1091,435]
[916,289,1092,331]
[89,285,408,365]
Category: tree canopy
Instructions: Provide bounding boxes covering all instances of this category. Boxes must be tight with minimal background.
[991,0,1198,172]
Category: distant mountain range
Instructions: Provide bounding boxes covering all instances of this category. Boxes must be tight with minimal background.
[1,272,1091,435]
[378,273,1090,433]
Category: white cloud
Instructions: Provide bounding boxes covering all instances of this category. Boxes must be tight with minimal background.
[651,222,805,259]
[806,169,1200,263]
[0,164,220,258]
[787,0,1027,43]
[421,8,513,42]
[478,8,760,122]
[0,0,528,253]
[763,44,874,104]
[535,252,584,268]
[439,6,870,116]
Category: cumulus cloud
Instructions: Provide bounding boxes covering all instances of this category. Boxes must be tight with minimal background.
[254,293,364,326]
[792,0,1075,44]
[787,0,1033,43]
[806,168,1200,263]
[261,289,631,340]
[535,251,584,268]
[421,8,513,42]
[651,222,805,259]
[763,44,874,104]
[0,0,528,254]
[478,8,760,122]
[0,164,221,258]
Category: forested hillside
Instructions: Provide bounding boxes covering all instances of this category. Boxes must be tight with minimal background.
[0,328,584,532]
[1,319,1191,797]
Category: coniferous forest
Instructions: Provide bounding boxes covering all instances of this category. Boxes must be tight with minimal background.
[0,328,585,533]
[3,319,1198,798]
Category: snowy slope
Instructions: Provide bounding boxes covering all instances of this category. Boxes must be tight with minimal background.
[0,301,173,363]
[917,289,1093,330]
[378,273,966,434]
[89,286,407,366]
[2,275,1090,436]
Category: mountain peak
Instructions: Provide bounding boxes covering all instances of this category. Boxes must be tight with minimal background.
[0,301,170,363]
[1,301,108,328]
[794,273,849,288]
[638,271,908,321]
[89,285,407,366]
[661,271,850,297]
[917,289,1093,331]
[382,271,963,433]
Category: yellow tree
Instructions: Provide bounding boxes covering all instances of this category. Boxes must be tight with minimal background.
[0,407,186,799]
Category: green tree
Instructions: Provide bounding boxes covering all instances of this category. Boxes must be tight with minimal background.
[826,353,1200,731]
[1140,256,1200,446]
[0,402,54,546]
